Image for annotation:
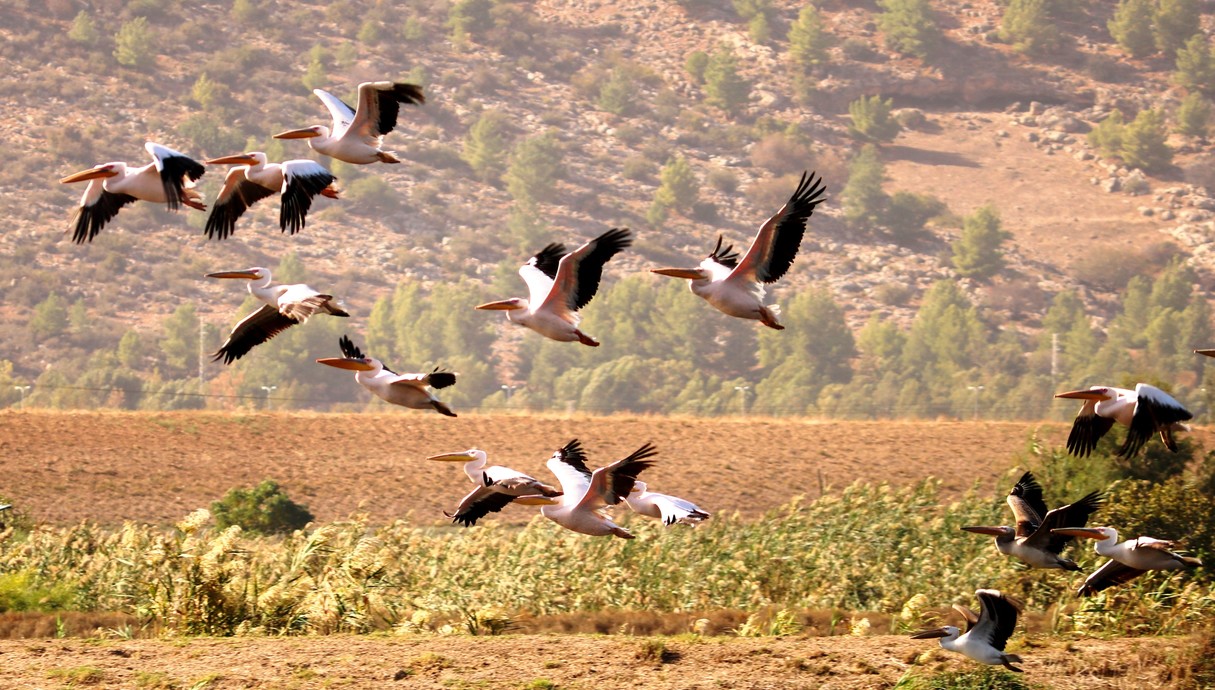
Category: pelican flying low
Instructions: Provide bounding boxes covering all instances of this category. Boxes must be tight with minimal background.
[204,152,338,240]
[429,449,562,526]
[274,81,424,164]
[317,335,457,417]
[962,471,1104,570]
[910,589,1025,673]
[209,267,348,364]
[652,171,825,330]
[1056,384,1192,458]
[523,439,658,539]
[60,142,205,243]
[1051,526,1202,596]
[477,228,632,346]
[625,481,710,526]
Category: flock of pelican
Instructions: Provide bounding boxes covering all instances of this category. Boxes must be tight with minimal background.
[59,75,1205,676]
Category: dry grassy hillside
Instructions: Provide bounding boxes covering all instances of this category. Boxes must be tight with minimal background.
[0,409,1185,526]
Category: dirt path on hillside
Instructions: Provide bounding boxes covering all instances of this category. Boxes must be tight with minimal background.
[0,411,1099,526]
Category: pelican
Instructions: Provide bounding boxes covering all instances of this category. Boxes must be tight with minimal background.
[476,228,632,346]
[1056,384,1192,458]
[60,142,206,243]
[525,439,658,539]
[208,267,348,364]
[429,449,562,526]
[1051,526,1203,596]
[962,471,1104,570]
[651,171,825,330]
[316,335,457,417]
[203,152,338,240]
[624,481,710,526]
[910,589,1024,673]
[274,81,424,164]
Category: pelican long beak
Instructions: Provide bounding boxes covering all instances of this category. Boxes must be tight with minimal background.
[206,270,262,280]
[1196,349,1215,358]
[909,627,952,639]
[651,267,705,280]
[475,300,523,311]
[1054,389,1111,401]
[514,495,559,506]
[427,452,475,462]
[274,127,320,139]
[315,357,376,372]
[59,166,117,184]
[961,526,1009,536]
[205,153,259,166]
[1050,527,1108,540]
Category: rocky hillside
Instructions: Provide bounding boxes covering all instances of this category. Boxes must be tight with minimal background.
[1,0,1213,388]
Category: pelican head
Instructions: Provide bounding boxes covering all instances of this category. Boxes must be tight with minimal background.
[427,449,486,463]
[475,298,528,311]
[205,152,264,166]
[651,267,709,281]
[961,525,1015,539]
[206,267,269,282]
[316,357,377,372]
[910,625,960,641]
[1051,526,1116,541]
[274,125,327,139]
[1055,387,1114,401]
[60,163,122,184]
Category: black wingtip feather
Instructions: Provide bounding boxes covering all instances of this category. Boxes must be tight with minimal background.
[708,234,740,268]
[338,335,365,360]
[429,369,457,390]
[757,170,826,284]
[280,171,336,235]
[531,242,567,279]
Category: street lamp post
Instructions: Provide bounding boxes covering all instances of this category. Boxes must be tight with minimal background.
[966,385,984,420]
[260,385,277,410]
[13,385,30,409]
[734,385,751,416]
[501,384,517,403]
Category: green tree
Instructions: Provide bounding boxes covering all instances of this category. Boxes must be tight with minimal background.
[1087,111,1125,158]
[113,17,155,69]
[685,51,709,84]
[1109,276,1152,348]
[886,191,945,245]
[160,304,199,377]
[788,5,829,72]
[754,288,856,414]
[506,131,564,208]
[848,94,902,143]
[211,480,314,535]
[30,293,68,339]
[1000,0,1060,56]
[1155,0,1201,59]
[1121,108,1172,172]
[703,47,751,116]
[301,44,328,91]
[597,69,635,116]
[877,0,940,59]
[1177,92,1212,137]
[951,204,1010,280]
[191,74,224,112]
[1174,34,1215,96]
[462,110,511,184]
[652,156,700,217]
[1108,0,1156,58]
[448,0,495,44]
[231,0,261,24]
[117,330,146,370]
[68,10,99,46]
[842,145,889,227]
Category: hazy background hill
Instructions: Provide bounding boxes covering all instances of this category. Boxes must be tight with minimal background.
[3,0,1215,418]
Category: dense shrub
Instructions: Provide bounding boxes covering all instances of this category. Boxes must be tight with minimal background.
[211,480,314,535]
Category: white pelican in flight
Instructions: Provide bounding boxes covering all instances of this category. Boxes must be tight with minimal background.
[274,81,424,164]
[208,267,348,364]
[476,228,632,346]
[651,171,825,330]
[910,589,1025,673]
[625,481,710,526]
[524,439,658,539]
[1051,526,1203,596]
[1056,384,1192,458]
[429,448,562,526]
[60,142,206,244]
[316,335,457,417]
[962,471,1104,570]
[203,152,338,240]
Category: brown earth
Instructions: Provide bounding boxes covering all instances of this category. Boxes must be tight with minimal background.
[0,410,1107,527]
[0,633,1203,689]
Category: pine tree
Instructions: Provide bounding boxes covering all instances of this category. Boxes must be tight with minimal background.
[113,17,155,69]
[1000,0,1060,56]
[848,94,902,144]
[68,10,99,46]
[842,145,889,227]
[703,47,751,116]
[788,5,829,71]
[1177,92,1212,138]
[1155,0,1201,59]
[1087,111,1125,158]
[1121,108,1172,172]
[951,204,1010,280]
[877,0,940,59]
[652,156,699,214]
[1108,0,1156,58]
[506,131,564,208]
[462,110,511,184]
[1174,34,1215,96]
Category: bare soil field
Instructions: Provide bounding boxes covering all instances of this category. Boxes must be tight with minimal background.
[0,410,1108,527]
[0,633,1204,689]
